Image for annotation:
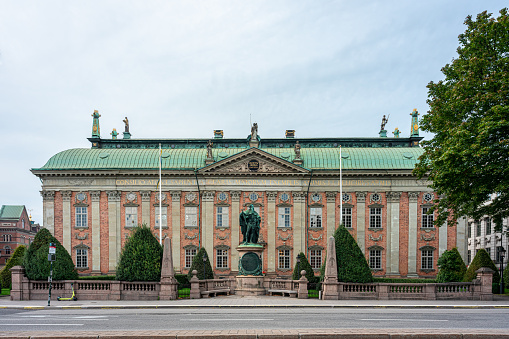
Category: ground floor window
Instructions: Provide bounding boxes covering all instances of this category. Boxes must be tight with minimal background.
[309,249,322,269]
[216,249,228,268]
[76,248,88,268]
[185,248,197,268]
[421,250,434,270]
[278,249,290,269]
[369,249,381,269]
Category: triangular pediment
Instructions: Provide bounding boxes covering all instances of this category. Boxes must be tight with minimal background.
[199,148,309,175]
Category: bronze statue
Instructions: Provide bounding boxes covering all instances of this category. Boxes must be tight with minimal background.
[294,141,301,159]
[239,204,261,244]
[381,114,389,131]
[206,140,213,159]
[123,117,129,133]
[250,123,258,141]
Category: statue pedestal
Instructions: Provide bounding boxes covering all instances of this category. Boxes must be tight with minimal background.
[235,244,265,296]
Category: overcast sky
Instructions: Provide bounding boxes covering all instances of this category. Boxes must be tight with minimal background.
[0,1,506,224]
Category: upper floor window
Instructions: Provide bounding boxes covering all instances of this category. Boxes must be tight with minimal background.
[76,206,88,228]
[185,206,198,227]
[342,207,352,228]
[369,208,382,228]
[155,206,167,229]
[309,207,322,228]
[4,246,11,255]
[217,206,229,228]
[476,222,482,237]
[2,234,11,242]
[125,206,138,227]
[485,218,492,235]
[421,207,434,228]
[468,223,472,238]
[278,207,291,228]
[22,219,25,229]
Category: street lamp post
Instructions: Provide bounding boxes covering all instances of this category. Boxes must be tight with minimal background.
[499,246,506,295]
[202,253,207,280]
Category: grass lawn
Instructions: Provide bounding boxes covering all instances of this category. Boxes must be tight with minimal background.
[1,288,10,296]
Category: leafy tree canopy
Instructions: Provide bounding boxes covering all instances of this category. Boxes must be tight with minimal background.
[414,9,509,231]
[0,245,26,288]
[436,248,467,283]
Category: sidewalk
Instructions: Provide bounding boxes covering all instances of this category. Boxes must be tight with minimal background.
[2,293,509,309]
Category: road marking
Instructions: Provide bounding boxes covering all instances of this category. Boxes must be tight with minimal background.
[360,319,448,322]
[183,319,274,321]
[0,324,84,326]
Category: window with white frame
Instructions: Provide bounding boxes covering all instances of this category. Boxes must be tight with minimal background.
[310,207,322,228]
[125,206,138,227]
[342,207,352,228]
[278,249,291,269]
[468,223,472,237]
[155,206,167,229]
[76,206,88,227]
[185,206,198,227]
[369,207,382,228]
[216,206,229,228]
[5,246,11,255]
[476,221,482,236]
[421,249,434,270]
[278,207,291,227]
[185,248,197,268]
[76,248,88,268]
[3,234,11,242]
[369,249,382,269]
[486,218,492,235]
[309,249,322,269]
[421,207,434,228]
[216,249,228,268]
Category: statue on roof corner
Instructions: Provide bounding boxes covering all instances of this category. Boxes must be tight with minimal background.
[380,114,389,131]
[123,117,129,133]
[392,127,400,138]
[111,128,118,139]
[91,110,101,138]
[250,122,258,141]
[410,109,419,137]
[294,141,301,159]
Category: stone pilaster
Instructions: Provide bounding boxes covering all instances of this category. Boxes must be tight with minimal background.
[90,191,101,274]
[107,190,121,273]
[386,191,401,276]
[41,191,55,236]
[202,191,215,258]
[292,192,306,256]
[439,219,448,257]
[141,191,151,226]
[230,191,241,273]
[355,192,367,253]
[326,192,336,240]
[456,216,468,263]
[61,190,72,253]
[170,191,181,273]
[408,191,419,277]
[267,191,277,272]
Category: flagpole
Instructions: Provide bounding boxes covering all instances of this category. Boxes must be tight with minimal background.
[340,145,343,227]
[159,143,162,245]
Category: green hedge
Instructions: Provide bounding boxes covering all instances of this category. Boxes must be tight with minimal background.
[334,225,373,283]
[78,275,116,280]
[175,274,190,289]
[374,278,436,283]
[115,225,163,282]
[23,228,78,281]
[187,247,213,280]
[0,245,26,289]
[292,252,318,283]
[436,248,467,283]
[464,248,500,284]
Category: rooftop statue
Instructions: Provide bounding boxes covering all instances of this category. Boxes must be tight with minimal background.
[380,114,389,131]
[206,140,213,159]
[294,141,301,159]
[239,204,261,245]
[250,123,258,141]
[123,117,129,133]
[110,128,118,140]
[91,110,101,138]
[392,127,400,138]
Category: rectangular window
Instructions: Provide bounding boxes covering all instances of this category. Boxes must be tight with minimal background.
[369,249,381,269]
[468,223,472,238]
[185,207,198,227]
[421,250,434,270]
[467,250,471,264]
[476,222,482,237]
[185,248,197,268]
[486,247,491,258]
[278,207,291,228]
[75,206,87,227]
[216,249,228,268]
[278,249,290,269]
[155,206,167,229]
[342,207,352,228]
[125,207,138,227]
[216,206,229,228]
[310,208,322,228]
[369,208,382,228]
[76,248,88,268]
[421,207,434,228]
[486,218,492,235]
[309,249,322,269]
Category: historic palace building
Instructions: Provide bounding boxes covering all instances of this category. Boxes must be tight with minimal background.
[31,110,468,278]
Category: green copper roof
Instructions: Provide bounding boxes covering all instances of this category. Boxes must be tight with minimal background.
[34,147,423,171]
[0,205,25,220]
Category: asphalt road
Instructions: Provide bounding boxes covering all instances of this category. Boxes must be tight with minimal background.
[1,307,509,332]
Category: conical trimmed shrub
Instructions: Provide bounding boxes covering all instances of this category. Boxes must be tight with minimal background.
[463,248,500,283]
[436,248,467,283]
[115,225,163,281]
[334,225,373,283]
[23,228,78,281]
[292,252,317,283]
[0,245,26,288]
[187,247,213,280]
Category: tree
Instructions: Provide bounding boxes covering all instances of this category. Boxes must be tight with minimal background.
[333,225,373,283]
[187,247,214,281]
[414,9,509,231]
[115,225,163,282]
[292,252,318,283]
[23,228,78,281]
[436,248,467,283]
[463,248,500,283]
[0,245,26,289]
